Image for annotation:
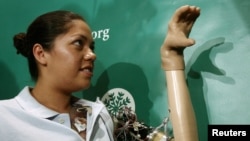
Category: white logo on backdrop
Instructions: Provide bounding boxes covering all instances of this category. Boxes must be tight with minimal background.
[101,88,135,117]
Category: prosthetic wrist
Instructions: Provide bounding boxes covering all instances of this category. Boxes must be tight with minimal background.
[160,45,185,71]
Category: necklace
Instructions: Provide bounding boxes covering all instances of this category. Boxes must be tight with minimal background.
[70,103,92,140]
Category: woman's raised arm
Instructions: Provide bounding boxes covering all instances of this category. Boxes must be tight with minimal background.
[161,5,200,141]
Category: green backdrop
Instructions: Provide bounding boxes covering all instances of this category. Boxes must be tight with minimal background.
[0,0,249,141]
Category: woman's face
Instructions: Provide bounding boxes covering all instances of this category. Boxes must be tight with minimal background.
[45,19,96,93]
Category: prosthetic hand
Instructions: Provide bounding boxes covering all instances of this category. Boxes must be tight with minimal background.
[161,5,200,70]
[161,5,201,141]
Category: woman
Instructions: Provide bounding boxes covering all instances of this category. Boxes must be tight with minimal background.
[0,5,200,141]
[0,10,113,141]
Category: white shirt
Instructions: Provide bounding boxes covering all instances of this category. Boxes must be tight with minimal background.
[0,86,114,141]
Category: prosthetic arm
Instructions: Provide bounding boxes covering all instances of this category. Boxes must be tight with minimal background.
[161,5,200,141]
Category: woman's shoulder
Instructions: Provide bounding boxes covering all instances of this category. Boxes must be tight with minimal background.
[0,86,31,110]
[0,97,17,107]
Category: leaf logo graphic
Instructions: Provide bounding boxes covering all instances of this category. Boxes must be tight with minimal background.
[101,88,135,117]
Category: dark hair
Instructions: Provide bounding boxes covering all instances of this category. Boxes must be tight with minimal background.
[13,10,85,81]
